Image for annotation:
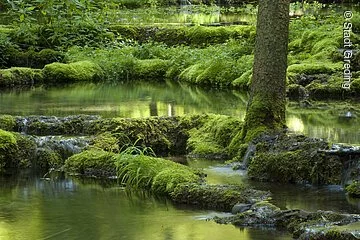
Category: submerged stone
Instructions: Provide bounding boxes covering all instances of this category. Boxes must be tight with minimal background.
[231,203,252,214]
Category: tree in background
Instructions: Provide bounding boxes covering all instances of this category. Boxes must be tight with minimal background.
[241,0,290,142]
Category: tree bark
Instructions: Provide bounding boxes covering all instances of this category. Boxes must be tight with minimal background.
[242,0,290,142]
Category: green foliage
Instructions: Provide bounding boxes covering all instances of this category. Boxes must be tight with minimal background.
[345,181,360,198]
[64,149,117,177]
[0,115,16,131]
[0,67,43,88]
[232,69,252,89]
[115,148,201,191]
[42,61,104,84]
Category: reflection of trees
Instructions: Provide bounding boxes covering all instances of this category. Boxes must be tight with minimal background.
[149,101,158,116]
[0,81,248,118]
[286,111,360,144]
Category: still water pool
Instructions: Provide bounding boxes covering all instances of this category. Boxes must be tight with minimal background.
[0,172,291,240]
[1,82,359,239]
[0,82,359,144]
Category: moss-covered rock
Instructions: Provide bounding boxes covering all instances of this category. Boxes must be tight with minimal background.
[287,84,307,100]
[346,181,360,198]
[35,148,63,170]
[0,115,16,131]
[42,61,104,84]
[87,116,189,156]
[247,134,342,184]
[110,25,256,47]
[4,48,64,69]
[186,114,242,158]
[0,130,36,172]
[115,152,266,211]
[65,149,117,177]
[91,132,121,153]
[287,63,341,75]
[0,129,17,171]
[0,67,43,88]
[132,59,170,80]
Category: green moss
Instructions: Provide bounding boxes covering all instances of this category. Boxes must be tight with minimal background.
[0,115,16,131]
[287,63,341,75]
[232,69,252,89]
[64,149,117,177]
[248,149,342,184]
[115,153,201,190]
[91,132,121,153]
[186,114,242,158]
[240,94,282,143]
[151,168,200,194]
[0,129,16,171]
[110,25,255,47]
[42,61,104,84]
[0,67,43,88]
[0,130,35,172]
[305,76,346,99]
[345,181,360,198]
[171,183,247,211]
[132,59,170,80]
[13,133,37,169]
[0,129,17,151]
[179,63,204,83]
[35,148,62,170]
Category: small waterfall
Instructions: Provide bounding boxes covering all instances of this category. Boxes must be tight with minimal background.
[242,143,256,168]
[34,136,92,159]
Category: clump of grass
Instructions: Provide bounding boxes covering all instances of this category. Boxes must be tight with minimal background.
[115,146,202,193]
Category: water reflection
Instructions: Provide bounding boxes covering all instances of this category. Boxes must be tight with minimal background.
[1,82,360,144]
[187,158,360,214]
[0,173,291,240]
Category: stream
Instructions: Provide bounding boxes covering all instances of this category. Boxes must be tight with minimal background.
[1,82,360,239]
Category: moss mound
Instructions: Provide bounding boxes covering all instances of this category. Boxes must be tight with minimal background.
[0,67,43,88]
[88,116,189,156]
[116,152,201,192]
[345,181,360,198]
[133,59,170,80]
[247,134,342,184]
[186,114,242,158]
[0,130,36,172]
[64,149,117,177]
[42,61,104,84]
[0,115,16,131]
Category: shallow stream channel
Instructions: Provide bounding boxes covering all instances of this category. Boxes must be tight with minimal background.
[1,82,359,239]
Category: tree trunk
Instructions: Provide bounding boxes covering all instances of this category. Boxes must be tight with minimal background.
[241,0,290,142]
